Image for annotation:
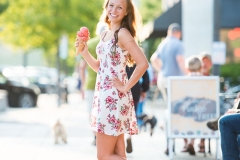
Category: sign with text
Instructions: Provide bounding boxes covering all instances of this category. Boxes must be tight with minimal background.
[167,76,220,138]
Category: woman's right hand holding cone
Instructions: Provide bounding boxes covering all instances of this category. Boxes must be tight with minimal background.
[75,27,90,57]
[75,35,89,57]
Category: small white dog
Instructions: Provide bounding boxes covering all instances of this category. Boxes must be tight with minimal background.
[53,119,67,144]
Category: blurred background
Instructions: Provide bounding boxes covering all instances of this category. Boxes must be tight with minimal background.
[0,0,239,109]
[0,0,165,109]
[0,0,239,159]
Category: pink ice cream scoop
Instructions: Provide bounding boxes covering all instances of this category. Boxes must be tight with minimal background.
[76,26,90,56]
[77,27,90,41]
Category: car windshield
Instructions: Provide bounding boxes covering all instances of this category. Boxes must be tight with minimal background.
[25,67,52,84]
[26,75,50,84]
[7,76,30,86]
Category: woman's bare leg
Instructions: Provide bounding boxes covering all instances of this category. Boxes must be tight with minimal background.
[114,134,126,158]
[96,132,126,160]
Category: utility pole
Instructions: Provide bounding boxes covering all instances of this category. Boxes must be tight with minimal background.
[212,0,221,76]
[57,40,61,107]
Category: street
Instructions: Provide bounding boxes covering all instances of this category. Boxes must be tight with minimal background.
[0,93,220,160]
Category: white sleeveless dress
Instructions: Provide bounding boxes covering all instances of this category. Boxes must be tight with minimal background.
[89,36,138,136]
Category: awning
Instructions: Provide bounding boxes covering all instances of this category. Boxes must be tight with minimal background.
[148,0,182,39]
[220,0,240,28]
[145,0,240,39]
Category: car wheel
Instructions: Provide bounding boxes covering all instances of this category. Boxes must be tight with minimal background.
[7,93,18,107]
[18,93,35,108]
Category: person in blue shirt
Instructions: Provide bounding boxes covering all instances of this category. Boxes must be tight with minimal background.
[150,23,187,104]
[150,23,187,155]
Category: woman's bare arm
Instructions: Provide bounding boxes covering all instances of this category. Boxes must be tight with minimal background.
[116,29,149,92]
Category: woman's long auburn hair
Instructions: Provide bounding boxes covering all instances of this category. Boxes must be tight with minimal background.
[100,0,142,67]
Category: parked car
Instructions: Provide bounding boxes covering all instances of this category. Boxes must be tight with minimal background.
[25,66,53,93]
[25,66,68,103]
[0,73,40,108]
[25,66,68,96]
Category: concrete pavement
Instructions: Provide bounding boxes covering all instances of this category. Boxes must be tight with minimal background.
[0,93,221,160]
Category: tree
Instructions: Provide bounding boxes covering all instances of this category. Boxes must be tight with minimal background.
[0,0,9,14]
[139,0,162,24]
[139,0,162,59]
[0,0,103,67]
[0,0,163,70]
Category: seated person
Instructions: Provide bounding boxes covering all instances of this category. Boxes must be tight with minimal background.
[219,92,240,160]
[181,56,202,155]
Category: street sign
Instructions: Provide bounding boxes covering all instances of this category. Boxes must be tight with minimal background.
[212,41,226,65]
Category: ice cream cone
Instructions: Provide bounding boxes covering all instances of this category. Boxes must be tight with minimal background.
[75,26,90,56]
[76,39,85,56]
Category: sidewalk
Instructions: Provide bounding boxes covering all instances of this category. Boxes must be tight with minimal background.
[0,93,221,160]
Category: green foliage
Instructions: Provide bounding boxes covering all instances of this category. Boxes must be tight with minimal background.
[0,0,163,73]
[220,63,240,86]
[145,38,162,59]
[139,0,162,23]
[138,0,162,59]
[0,0,9,14]
[0,0,103,68]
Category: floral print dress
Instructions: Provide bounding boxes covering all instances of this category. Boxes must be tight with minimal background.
[90,36,138,136]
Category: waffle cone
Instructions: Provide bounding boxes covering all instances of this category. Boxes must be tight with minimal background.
[76,39,85,56]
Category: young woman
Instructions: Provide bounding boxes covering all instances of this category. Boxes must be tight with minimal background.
[75,0,148,159]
